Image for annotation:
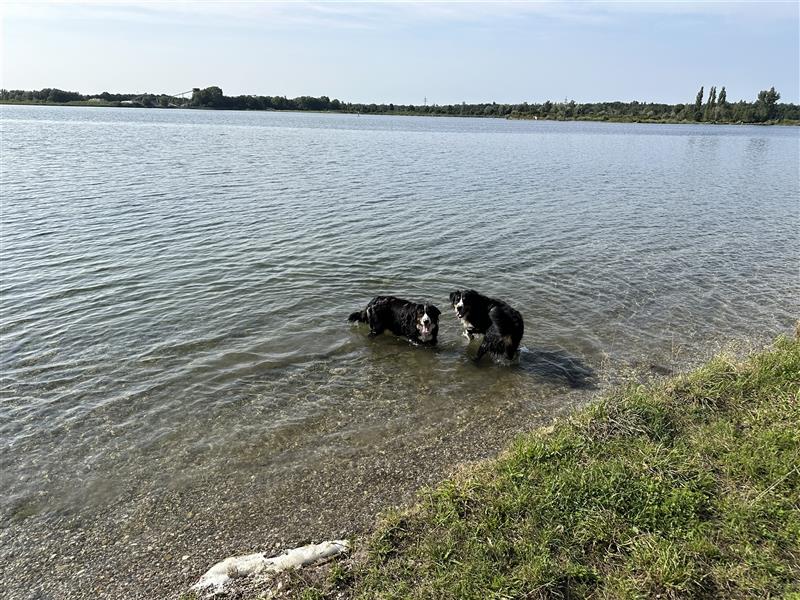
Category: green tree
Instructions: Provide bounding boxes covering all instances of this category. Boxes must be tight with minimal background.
[755,87,780,121]
[694,86,704,120]
[718,86,726,106]
[46,88,81,103]
[733,100,755,123]
[704,86,717,121]
[717,86,727,121]
[191,86,224,107]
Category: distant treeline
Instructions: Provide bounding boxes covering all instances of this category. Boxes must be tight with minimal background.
[1,85,797,124]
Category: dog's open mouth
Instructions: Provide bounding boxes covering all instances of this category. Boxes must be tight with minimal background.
[419,322,433,335]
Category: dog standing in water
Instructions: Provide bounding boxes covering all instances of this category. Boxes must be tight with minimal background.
[449,289,524,361]
[349,296,441,346]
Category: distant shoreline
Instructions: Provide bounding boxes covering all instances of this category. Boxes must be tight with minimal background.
[2,101,798,126]
[4,84,797,124]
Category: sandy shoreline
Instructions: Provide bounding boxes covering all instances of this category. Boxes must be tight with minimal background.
[1,382,589,600]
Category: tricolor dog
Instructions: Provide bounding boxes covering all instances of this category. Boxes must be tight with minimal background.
[449,289,524,361]
[348,296,441,346]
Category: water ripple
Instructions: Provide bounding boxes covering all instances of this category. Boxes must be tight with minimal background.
[1,105,798,529]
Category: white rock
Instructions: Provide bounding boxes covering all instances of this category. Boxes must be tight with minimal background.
[191,539,350,596]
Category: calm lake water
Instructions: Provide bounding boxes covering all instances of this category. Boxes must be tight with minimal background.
[1,105,798,598]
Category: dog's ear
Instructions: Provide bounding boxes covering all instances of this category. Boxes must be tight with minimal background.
[429,305,441,319]
[449,291,459,306]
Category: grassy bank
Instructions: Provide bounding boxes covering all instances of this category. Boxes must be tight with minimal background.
[290,336,799,599]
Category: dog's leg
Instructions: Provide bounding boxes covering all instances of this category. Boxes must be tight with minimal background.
[462,329,474,341]
[366,308,385,338]
[474,339,490,363]
[503,337,519,360]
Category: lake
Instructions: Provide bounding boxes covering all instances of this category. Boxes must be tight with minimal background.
[1,105,798,599]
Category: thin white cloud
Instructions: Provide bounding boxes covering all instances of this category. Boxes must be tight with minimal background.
[2,1,795,31]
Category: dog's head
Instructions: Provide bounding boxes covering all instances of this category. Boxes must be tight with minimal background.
[449,290,476,320]
[415,303,440,341]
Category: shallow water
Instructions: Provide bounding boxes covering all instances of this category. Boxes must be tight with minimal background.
[1,106,798,597]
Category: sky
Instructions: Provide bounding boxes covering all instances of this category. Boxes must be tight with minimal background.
[2,1,798,105]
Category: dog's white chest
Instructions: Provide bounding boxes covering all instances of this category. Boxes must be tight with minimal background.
[459,317,477,340]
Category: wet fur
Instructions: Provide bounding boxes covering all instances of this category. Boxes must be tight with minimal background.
[449,289,524,361]
[349,296,441,346]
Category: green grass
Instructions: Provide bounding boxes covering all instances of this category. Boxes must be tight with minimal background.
[303,336,799,599]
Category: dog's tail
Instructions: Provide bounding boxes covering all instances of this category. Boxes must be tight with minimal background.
[348,310,367,323]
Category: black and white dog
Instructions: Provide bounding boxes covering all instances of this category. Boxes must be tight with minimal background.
[449,289,524,361]
[348,296,441,345]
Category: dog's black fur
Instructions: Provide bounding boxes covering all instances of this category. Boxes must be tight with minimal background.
[349,296,440,345]
[449,289,524,361]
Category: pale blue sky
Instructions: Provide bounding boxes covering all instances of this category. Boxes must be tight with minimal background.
[2,1,798,104]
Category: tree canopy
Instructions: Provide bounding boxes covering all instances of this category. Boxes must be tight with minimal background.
[2,85,797,124]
